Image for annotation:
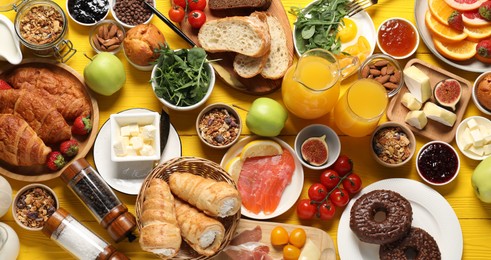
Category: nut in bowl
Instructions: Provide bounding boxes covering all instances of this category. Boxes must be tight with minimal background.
[472,71,491,115]
[110,0,154,28]
[455,116,491,160]
[12,183,59,231]
[416,141,460,186]
[110,111,161,162]
[294,124,341,170]
[377,17,419,60]
[89,20,125,54]
[66,0,109,26]
[370,122,416,167]
[359,53,404,98]
[196,104,242,149]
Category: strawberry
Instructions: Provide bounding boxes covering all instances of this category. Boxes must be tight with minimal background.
[59,139,79,157]
[72,114,92,135]
[479,1,491,21]
[46,151,66,171]
[476,39,491,63]
[448,11,464,32]
[0,79,12,90]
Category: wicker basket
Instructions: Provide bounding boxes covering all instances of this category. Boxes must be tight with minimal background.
[136,156,241,259]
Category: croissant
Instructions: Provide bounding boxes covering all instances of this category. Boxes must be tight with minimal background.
[168,172,241,217]
[174,199,225,256]
[0,114,51,166]
[139,179,181,258]
[0,89,71,144]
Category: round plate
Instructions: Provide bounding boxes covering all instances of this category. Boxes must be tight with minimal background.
[415,1,488,73]
[220,136,304,220]
[93,108,182,195]
[337,178,463,260]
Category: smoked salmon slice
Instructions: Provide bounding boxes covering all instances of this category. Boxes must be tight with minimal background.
[238,148,295,215]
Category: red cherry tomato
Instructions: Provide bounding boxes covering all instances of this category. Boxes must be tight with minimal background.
[308,183,328,202]
[173,0,186,8]
[188,0,206,11]
[318,201,336,220]
[342,173,362,194]
[332,155,353,176]
[329,187,350,207]
[296,199,317,220]
[188,10,206,29]
[168,6,185,23]
[320,169,341,190]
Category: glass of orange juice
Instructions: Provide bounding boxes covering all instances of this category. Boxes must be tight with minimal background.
[333,79,388,137]
[282,49,358,120]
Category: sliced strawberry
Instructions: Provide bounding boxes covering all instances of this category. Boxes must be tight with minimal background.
[448,11,464,32]
[59,140,79,157]
[46,151,66,171]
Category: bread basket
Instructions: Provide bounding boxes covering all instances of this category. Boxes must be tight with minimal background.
[136,157,241,259]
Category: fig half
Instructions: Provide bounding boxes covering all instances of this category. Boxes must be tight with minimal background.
[434,78,462,111]
[301,135,329,166]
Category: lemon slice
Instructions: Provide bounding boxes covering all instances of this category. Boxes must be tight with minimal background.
[225,156,243,183]
[240,140,283,160]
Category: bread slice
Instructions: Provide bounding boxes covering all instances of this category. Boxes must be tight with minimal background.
[198,13,271,58]
[208,0,272,11]
[233,51,269,78]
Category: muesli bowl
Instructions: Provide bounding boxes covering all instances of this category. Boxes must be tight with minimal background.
[196,103,242,149]
[370,122,416,167]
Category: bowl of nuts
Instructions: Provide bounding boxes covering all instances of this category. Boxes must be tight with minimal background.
[12,183,59,231]
[370,122,416,167]
[196,103,242,149]
[358,54,404,98]
[89,20,125,54]
[110,0,154,28]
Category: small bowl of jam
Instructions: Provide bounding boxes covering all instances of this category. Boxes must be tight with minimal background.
[416,141,460,186]
[67,0,110,26]
[377,17,419,59]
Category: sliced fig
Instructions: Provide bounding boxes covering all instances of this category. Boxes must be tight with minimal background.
[434,78,462,111]
[301,135,329,166]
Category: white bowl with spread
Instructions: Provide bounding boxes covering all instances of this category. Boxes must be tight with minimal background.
[0,15,22,64]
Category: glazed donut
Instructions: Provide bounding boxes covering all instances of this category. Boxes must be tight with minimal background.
[379,227,441,260]
[349,189,412,244]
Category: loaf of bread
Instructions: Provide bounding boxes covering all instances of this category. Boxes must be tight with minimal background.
[477,74,491,111]
[139,179,181,258]
[198,14,270,58]
[208,0,272,11]
[169,172,241,218]
[123,24,166,66]
[174,199,225,256]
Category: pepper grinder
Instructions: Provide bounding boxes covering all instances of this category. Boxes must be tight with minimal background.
[61,158,136,242]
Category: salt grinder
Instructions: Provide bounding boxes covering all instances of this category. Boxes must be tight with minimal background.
[42,208,129,260]
[61,158,136,242]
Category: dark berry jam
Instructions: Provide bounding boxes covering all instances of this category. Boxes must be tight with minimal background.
[417,142,459,184]
[68,0,109,24]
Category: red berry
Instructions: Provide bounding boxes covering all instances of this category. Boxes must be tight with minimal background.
[46,151,66,171]
[0,80,12,90]
[60,140,79,157]
[72,115,92,135]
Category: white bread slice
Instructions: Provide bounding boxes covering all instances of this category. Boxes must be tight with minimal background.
[198,13,271,58]
[233,51,269,78]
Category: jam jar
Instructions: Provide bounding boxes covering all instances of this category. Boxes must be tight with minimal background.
[13,0,76,62]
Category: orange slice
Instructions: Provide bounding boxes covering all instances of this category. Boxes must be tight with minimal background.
[429,0,456,25]
[433,37,477,60]
[425,11,468,43]
[444,0,486,11]
[464,25,491,41]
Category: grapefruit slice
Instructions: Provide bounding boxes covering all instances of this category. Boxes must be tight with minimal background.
[463,10,491,27]
[425,11,468,43]
[444,0,487,11]
[433,37,477,60]
[429,0,456,25]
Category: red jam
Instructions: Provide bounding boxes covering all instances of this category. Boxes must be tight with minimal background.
[378,19,417,57]
[417,142,459,184]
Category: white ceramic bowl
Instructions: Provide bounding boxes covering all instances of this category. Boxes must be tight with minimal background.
[66,0,109,26]
[196,103,242,149]
[455,116,491,160]
[358,53,404,98]
[123,47,154,71]
[89,20,125,54]
[370,122,416,167]
[377,17,419,59]
[110,111,161,162]
[416,141,460,186]
[12,184,59,231]
[472,71,491,116]
[110,0,154,28]
[294,124,341,170]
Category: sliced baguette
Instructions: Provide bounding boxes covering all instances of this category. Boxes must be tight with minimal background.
[198,13,271,58]
[233,51,269,78]
[260,13,291,79]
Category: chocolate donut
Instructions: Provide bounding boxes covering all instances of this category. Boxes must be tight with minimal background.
[379,227,441,260]
[349,189,412,244]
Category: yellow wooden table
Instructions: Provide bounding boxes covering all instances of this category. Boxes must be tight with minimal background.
[2,0,491,259]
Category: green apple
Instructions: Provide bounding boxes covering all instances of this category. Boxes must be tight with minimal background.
[246,97,288,137]
[84,52,126,96]
[471,156,491,203]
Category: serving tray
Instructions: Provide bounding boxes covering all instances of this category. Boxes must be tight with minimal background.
[386,58,472,143]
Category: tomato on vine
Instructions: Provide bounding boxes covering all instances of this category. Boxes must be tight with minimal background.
[308,183,328,201]
[168,6,185,23]
[318,201,336,220]
[188,0,206,11]
[188,10,206,29]
[296,199,317,220]
[173,0,186,8]
[332,155,353,176]
[329,187,350,207]
[320,169,340,190]
[342,173,362,194]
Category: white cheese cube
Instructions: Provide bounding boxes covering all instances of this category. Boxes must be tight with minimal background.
[403,66,432,103]
[485,134,491,145]
[422,102,456,127]
[126,146,138,156]
[401,92,422,111]
[141,125,156,141]
[139,144,155,156]
[468,145,484,156]
[461,127,474,150]
[405,110,428,130]
[467,118,479,130]
[483,144,491,156]
[479,124,491,136]
[120,125,131,137]
[127,123,140,136]
[130,136,144,150]
[470,128,485,147]
[113,138,127,157]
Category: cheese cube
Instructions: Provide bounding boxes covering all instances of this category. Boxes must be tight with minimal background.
[422,102,456,127]
[484,144,491,156]
[405,110,428,130]
[130,136,144,150]
[470,128,485,147]
[468,145,484,156]
[128,123,140,136]
[485,134,491,145]
[120,125,131,137]
[467,118,479,130]
[141,125,156,140]
[403,66,432,103]
[460,127,474,150]
[113,138,127,157]
[139,144,154,156]
[126,146,138,156]
[401,92,422,111]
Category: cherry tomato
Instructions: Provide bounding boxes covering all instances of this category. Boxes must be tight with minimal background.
[342,173,362,194]
[289,228,307,248]
[188,10,206,29]
[296,199,317,220]
[319,201,336,220]
[329,187,350,207]
[188,0,206,11]
[308,183,328,202]
[173,0,186,8]
[270,226,289,246]
[320,169,340,190]
[332,155,353,176]
[283,244,301,260]
[168,6,185,23]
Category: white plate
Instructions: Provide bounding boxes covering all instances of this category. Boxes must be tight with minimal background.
[337,178,463,260]
[415,1,488,73]
[93,108,182,195]
[220,136,304,220]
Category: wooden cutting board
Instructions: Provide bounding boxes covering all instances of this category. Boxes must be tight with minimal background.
[177,0,295,95]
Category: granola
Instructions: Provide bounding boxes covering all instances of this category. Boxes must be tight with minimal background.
[198,108,240,147]
[373,127,411,164]
[19,5,64,45]
[15,186,57,229]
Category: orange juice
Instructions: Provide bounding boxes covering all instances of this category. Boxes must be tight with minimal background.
[334,79,388,137]
[282,54,340,119]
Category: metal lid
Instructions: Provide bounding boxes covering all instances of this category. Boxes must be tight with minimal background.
[0,0,25,12]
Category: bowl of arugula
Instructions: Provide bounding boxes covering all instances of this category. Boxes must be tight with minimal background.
[151,46,215,111]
